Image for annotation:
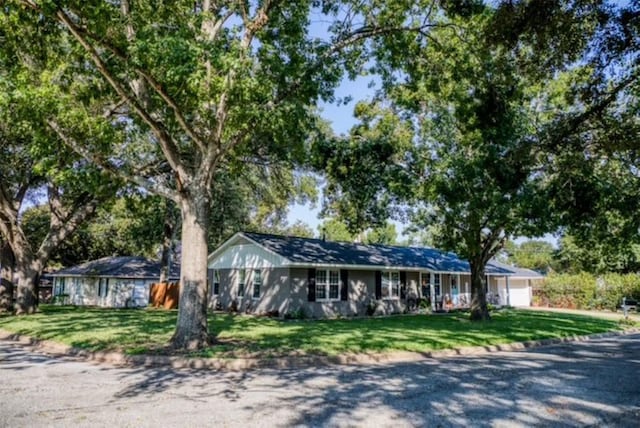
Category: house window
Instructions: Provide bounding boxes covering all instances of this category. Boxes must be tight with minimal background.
[433,273,441,296]
[213,270,220,296]
[98,278,109,297]
[253,269,261,299]
[381,271,400,299]
[238,269,245,297]
[316,269,339,301]
[55,277,66,295]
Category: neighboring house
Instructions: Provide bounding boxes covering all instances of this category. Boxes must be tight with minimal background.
[50,256,179,308]
[207,232,542,318]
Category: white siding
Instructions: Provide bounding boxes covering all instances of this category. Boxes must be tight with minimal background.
[209,243,289,270]
[56,276,152,308]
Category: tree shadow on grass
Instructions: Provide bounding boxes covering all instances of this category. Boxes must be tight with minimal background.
[209,310,623,357]
[107,334,640,427]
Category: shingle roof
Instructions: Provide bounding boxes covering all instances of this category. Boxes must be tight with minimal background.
[489,260,545,278]
[50,256,180,279]
[242,232,516,275]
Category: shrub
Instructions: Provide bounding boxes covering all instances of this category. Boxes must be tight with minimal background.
[366,300,378,316]
[538,272,640,310]
[283,307,306,320]
[52,294,69,305]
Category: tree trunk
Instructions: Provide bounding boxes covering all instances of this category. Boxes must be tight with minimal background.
[10,231,42,315]
[14,259,40,315]
[170,192,210,350]
[469,258,491,321]
[0,243,15,313]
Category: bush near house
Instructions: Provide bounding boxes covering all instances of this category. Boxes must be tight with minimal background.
[535,273,640,310]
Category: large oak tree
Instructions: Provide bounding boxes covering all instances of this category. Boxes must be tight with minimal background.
[9,0,443,348]
[316,1,605,320]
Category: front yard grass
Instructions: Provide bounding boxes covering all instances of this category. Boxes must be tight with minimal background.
[0,305,632,358]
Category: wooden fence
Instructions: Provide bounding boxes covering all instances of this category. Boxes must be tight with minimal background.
[149,282,180,309]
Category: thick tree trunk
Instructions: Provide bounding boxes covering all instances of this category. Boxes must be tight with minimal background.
[170,192,210,350]
[0,243,15,313]
[10,233,42,315]
[14,261,40,315]
[469,258,491,321]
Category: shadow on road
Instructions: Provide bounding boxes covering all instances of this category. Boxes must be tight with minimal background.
[100,334,640,426]
[0,343,68,370]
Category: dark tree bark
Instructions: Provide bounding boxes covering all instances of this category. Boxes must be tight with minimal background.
[0,243,15,313]
[469,258,490,321]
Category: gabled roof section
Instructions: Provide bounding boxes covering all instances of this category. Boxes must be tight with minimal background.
[488,260,545,279]
[241,232,514,274]
[50,256,180,279]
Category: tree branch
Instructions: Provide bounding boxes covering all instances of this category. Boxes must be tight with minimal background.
[45,5,191,185]
[36,194,99,263]
[47,119,178,202]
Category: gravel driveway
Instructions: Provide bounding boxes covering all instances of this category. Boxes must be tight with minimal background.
[1,333,639,427]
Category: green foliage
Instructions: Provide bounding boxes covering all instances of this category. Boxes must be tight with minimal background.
[283,221,315,239]
[553,235,640,274]
[540,1,640,253]
[318,218,354,242]
[537,273,640,311]
[21,195,168,268]
[364,222,398,245]
[283,307,307,320]
[502,240,555,273]
[537,272,596,309]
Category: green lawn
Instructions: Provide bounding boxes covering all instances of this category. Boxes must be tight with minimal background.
[0,305,631,358]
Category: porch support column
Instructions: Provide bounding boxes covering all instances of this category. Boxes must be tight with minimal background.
[505,276,511,307]
[430,273,435,311]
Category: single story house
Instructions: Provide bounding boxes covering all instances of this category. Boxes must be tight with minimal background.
[207,232,542,318]
[50,256,179,308]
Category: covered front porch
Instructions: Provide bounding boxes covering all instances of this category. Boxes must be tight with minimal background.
[416,272,517,311]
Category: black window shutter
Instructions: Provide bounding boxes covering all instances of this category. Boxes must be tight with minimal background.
[340,270,349,301]
[400,271,407,299]
[375,271,382,300]
[308,268,316,302]
[207,268,214,289]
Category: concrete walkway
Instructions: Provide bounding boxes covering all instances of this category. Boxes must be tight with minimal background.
[2,333,639,427]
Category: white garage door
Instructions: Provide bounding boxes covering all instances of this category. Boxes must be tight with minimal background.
[508,280,530,306]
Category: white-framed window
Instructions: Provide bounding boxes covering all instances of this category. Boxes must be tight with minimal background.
[252,269,262,299]
[316,269,340,301]
[238,269,245,297]
[213,270,220,296]
[98,278,109,297]
[381,271,400,299]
